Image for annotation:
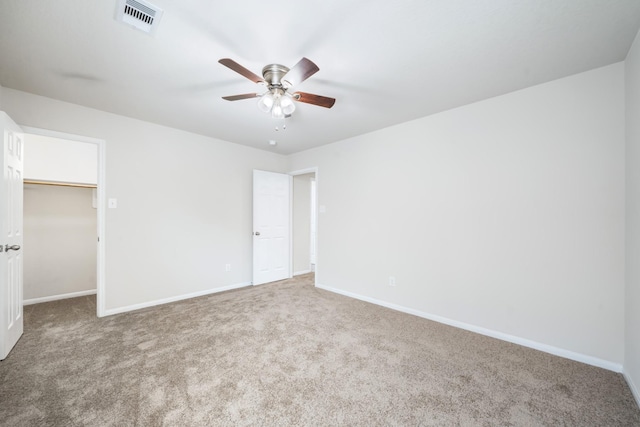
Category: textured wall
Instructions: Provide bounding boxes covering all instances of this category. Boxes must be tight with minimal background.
[290,64,626,367]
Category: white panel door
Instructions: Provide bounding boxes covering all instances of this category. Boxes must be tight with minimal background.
[253,170,291,286]
[0,112,24,360]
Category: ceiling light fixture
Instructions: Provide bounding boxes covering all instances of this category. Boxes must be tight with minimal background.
[219,57,336,125]
[257,88,296,119]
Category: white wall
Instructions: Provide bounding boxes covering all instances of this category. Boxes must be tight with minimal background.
[23,184,97,301]
[293,173,313,274]
[625,29,640,405]
[24,133,97,184]
[290,63,626,368]
[2,88,287,313]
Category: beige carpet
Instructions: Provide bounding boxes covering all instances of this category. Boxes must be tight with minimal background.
[0,273,638,426]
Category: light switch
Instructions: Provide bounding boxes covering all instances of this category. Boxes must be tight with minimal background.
[319,205,326,213]
[108,198,118,209]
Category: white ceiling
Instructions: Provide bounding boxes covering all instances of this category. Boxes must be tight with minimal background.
[1,1,639,155]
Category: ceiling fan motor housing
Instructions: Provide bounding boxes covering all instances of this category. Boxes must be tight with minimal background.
[262,64,290,87]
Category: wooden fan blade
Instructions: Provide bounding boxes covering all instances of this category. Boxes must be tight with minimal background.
[222,93,260,101]
[282,58,319,87]
[218,58,264,84]
[293,92,336,108]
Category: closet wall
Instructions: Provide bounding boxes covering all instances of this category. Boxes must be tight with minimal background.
[23,133,98,303]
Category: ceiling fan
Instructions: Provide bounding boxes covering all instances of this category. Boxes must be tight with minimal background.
[218,57,336,119]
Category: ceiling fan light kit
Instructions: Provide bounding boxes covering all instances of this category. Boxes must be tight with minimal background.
[258,88,296,118]
[219,57,335,123]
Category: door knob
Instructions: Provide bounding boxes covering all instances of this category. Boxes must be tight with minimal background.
[4,244,20,252]
[254,231,260,236]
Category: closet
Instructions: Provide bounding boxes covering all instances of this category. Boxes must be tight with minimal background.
[22,133,98,304]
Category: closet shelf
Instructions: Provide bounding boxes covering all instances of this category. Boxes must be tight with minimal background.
[24,179,97,189]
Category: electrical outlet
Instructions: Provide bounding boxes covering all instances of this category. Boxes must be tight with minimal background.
[389,276,396,287]
[225,264,231,272]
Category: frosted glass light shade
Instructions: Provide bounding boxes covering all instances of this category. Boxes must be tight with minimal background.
[271,100,284,119]
[258,89,295,118]
[257,93,274,113]
[280,95,296,115]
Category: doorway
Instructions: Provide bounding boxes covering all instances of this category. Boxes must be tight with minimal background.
[290,168,318,283]
[20,126,106,317]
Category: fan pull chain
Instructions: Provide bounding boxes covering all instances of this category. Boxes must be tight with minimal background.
[275,117,287,131]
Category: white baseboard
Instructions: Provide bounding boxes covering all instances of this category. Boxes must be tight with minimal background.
[103,282,251,316]
[24,289,97,306]
[293,270,312,276]
[624,370,640,408]
[316,283,623,373]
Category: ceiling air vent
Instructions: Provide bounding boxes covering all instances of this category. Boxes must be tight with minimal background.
[116,0,163,36]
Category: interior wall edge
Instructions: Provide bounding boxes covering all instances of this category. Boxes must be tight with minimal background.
[24,289,97,306]
[625,25,640,410]
[293,270,312,276]
[289,167,318,175]
[21,125,105,145]
[316,282,623,373]
[102,281,252,317]
[624,370,640,408]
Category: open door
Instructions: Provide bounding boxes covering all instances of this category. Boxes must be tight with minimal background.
[0,112,24,360]
[253,170,291,286]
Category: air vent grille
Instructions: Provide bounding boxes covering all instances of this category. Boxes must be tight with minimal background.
[116,0,163,35]
[125,1,155,24]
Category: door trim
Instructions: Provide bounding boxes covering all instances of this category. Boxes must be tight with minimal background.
[289,167,319,287]
[20,126,107,318]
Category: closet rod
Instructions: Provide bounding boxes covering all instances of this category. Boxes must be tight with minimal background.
[24,179,97,189]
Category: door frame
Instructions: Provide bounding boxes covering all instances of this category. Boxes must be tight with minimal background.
[289,167,319,287]
[20,126,107,318]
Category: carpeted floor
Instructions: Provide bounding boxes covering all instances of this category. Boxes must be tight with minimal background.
[0,273,639,426]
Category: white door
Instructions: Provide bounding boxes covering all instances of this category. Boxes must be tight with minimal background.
[0,112,24,360]
[253,170,291,286]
